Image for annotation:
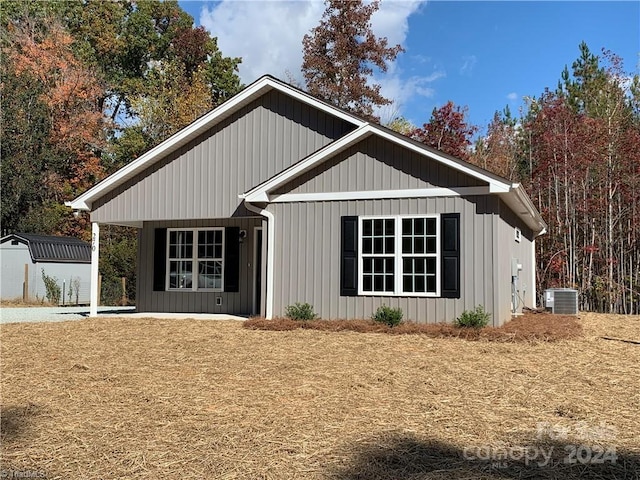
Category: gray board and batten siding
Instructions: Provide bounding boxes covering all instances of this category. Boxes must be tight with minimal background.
[267,197,534,327]
[90,89,357,224]
[136,217,263,315]
[274,135,486,195]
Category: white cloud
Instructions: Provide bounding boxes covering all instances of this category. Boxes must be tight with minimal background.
[506,92,518,101]
[459,55,477,76]
[200,0,428,120]
[200,1,325,84]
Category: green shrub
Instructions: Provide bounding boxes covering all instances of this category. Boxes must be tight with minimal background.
[455,305,490,328]
[372,305,403,327]
[285,302,318,321]
[41,269,61,305]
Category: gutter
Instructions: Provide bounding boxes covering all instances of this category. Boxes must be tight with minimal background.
[243,201,275,319]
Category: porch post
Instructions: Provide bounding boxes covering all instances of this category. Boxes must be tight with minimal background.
[90,222,100,317]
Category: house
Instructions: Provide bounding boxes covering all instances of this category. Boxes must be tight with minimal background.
[67,75,546,326]
[0,233,91,304]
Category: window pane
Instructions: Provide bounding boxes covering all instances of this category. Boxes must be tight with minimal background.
[426,257,437,274]
[373,257,385,273]
[374,219,384,236]
[374,237,383,254]
[415,275,425,292]
[414,218,424,235]
[385,257,394,274]
[363,257,373,274]
[426,218,437,235]
[363,238,372,254]
[415,258,425,274]
[426,237,437,254]
[402,237,412,254]
[414,237,424,254]
[374,275,384,292]
[363,275,372,292]
[363,220,372,237]
[403,257,413,273]
[385,237,394,254]
[385,274,394,292]
[214,245,222,259]
[426,275,436,293]
[402,218,412,235]
[403,275,413,292]
[385,219,395,236]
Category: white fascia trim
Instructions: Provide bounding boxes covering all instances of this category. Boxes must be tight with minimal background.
[242,125,512,203]
[269,186,491,203]
[68,76,365,211]
[242,124,373,202]
[244,202,275,319]
[506,183,548,236]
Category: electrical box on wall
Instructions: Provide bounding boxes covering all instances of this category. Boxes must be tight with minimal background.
[511,258,523,277]
[514,227,522,242]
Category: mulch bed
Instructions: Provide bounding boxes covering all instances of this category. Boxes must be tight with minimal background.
[244,312,583,342]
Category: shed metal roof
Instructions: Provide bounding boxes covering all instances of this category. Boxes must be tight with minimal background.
[1,233,91,263]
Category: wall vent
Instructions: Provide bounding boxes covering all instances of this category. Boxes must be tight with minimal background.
[544,288,578,315]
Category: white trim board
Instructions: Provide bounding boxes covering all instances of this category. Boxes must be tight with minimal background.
[269,186,491,203]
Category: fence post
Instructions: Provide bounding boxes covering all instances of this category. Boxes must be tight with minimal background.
[23,264,29,302]
[121,277,127,306]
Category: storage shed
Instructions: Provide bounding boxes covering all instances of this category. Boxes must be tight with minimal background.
[0,233,91,304]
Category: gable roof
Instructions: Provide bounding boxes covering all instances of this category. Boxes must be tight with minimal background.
[241,122,547,235]
[242,123,513,200]
[66,75,366,212]
[66,74,546,236]
[1,233,91,263]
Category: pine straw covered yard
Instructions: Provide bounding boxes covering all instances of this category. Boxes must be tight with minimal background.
[1,313,639,479]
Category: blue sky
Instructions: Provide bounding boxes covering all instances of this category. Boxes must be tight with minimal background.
[178,1,639,133]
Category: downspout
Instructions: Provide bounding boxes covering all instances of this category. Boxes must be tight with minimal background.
[531,237,537,308]
[244,201,274,319]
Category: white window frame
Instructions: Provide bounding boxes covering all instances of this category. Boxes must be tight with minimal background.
[166,228,225,292]
[358,215,441,297]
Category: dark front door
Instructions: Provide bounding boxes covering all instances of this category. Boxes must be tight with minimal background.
[254,228,263,315]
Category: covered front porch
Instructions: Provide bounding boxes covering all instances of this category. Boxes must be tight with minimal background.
[88,216,269,318]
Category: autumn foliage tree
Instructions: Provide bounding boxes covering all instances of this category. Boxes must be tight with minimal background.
[411,101,478,160]
[301,0,403,122]
[1,0,242,304]
[469,43,640,313]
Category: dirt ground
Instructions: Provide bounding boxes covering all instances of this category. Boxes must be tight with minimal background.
[1,312,639,479]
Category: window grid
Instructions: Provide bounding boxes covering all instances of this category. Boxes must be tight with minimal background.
[359,215,440,297]
[167,228,224,291]
[401,218,438,294]
[361,218,395,293]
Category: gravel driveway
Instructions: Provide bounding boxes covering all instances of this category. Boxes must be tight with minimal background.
[0,306,135,324]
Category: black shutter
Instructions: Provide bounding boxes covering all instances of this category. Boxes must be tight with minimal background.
[153,228,167,291]
[224,227,240,292]
[341,216,358,296]
[441,213,460,298]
